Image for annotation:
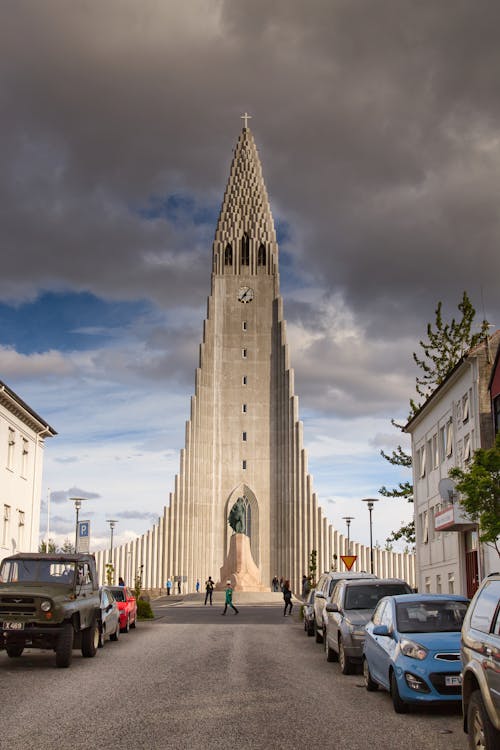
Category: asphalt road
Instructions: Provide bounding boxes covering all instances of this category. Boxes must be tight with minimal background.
[0,595,467,750]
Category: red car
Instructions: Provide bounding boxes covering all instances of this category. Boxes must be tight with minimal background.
[108,586,137,632]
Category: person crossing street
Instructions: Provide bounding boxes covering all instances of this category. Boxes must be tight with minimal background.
[221,580,239,615]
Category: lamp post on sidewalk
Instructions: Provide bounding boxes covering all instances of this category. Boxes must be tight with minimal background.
[361,498,380,574]
[342,516,355,554]
[106,519,118,563]
[69,497,86,552]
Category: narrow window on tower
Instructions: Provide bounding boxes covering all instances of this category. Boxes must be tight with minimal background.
[241,233,250,265]
[242,321,247,331]
[242,460,247,470]
[242,348,247,358]
[242,375,247,385]
[257,243,266,266]
[242,432,247,441]
[224,243,233,266]
[242,404,247,413]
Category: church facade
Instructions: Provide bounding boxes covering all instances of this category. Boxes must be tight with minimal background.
[95,126,415,593]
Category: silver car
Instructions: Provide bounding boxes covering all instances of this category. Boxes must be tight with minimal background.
[324,578,412,674]
[313,571,377,643]
[461,573,500,750]
[98,586,120,647]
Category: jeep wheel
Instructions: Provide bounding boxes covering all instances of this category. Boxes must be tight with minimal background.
[6,644,24,658]
[468,689,500,750]
[81,619,99,658]
[56,622,74,668]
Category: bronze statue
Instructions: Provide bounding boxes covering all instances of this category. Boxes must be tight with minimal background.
[228,496,246,534]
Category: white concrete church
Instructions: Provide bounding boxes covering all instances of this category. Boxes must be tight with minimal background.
[96,123,415,593]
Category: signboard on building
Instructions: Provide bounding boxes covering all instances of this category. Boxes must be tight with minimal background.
[434,505,475,532]
[77,520,90,552]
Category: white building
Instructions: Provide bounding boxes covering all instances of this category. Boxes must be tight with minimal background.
[405,332,500,597]
[0,379,56,563]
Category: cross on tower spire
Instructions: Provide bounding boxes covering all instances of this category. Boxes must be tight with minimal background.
[241,112,252,129]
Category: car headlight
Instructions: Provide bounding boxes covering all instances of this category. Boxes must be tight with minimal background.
[40,600,52,612]
[400,639,428,660]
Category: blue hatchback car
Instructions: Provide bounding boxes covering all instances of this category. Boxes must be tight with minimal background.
[363,593,469,713]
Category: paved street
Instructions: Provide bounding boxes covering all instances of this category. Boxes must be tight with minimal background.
[1,594,467,750]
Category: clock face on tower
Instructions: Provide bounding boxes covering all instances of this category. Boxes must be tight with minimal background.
[238,286,254,303]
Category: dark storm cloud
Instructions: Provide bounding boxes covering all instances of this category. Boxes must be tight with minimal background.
[1,0,499,359]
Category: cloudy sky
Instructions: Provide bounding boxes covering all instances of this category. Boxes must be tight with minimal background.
[2,1,499,555]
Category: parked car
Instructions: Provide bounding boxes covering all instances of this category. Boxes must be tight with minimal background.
[108,586,137,632]
[461,572,500,750]
[363,593,469,713]
[303,589,316,637]
[98,587,120,647]
[324,578,412,673]
[313,570,377,643]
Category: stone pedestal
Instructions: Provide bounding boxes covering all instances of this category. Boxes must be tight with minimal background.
[217,533,269,592]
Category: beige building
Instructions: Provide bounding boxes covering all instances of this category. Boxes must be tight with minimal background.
[0,379,56,563]
[96,125,415,593]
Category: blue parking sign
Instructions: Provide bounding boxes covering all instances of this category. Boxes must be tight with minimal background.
[77,520,90,552]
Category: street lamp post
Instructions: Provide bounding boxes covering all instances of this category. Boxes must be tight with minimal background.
[361,498,380,574]
[106,519,118,563]
[342,516,355,554]
[69,497,86,552]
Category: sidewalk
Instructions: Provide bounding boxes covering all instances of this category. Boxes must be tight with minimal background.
[153,591,299,607]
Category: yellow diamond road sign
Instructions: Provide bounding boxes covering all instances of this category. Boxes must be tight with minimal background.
[340,555,357,571]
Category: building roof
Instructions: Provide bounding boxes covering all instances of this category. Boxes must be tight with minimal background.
[0,379,57,436]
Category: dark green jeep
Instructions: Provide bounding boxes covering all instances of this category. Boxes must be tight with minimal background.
[0,552,101,668]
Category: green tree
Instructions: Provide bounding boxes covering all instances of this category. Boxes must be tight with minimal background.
[449,434,500,558]
[105,563,115,585]
[60,538,75,553]
[381,292,488,546]
[308,549,317,587]
[39,539,57,553]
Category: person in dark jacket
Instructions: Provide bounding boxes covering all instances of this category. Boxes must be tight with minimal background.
[283,579,293,616]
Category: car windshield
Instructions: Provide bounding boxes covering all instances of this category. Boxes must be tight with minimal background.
[344,584,410,610]
[110,588,126,602]
[396,600,468,633]
[0,559,76,585]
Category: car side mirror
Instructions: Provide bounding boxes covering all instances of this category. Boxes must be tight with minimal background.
[326,602,339,613]
[372,624,391,637]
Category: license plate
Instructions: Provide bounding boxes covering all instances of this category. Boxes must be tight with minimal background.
[3,621,24,630]
[445,675,462,687]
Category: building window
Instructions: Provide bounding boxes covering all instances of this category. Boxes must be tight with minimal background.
[224,243,233,265]
[7,428,15,470]
[439,425,446,462]
[21,438,29,478]
[425,577,431,593]
[242,404,247,413]
[462,393,470,423]
[257,243,266,266]
[18,511,25,550]
[421,511,429,544]
[2,505,10,547]
[464,434,472,463]
[242,375,247,385]
[494,395,500,434]
[242,349,247,359]
[446,420,453,458]
[432,434,439,469]
[436,574,442,594]
[242,460,247,470]
[448,573,455,594]
[242,432,247,441]
[241,233,250,265]
[242,321,247,331]
[418,445,426,478]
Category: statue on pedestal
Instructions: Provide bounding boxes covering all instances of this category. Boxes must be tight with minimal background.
[228,496,246,534]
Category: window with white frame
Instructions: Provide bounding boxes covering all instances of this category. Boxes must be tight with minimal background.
[439,425,446,462]
[21,438,29,477]
[7,428,15,470]
[447,420,454,456]
[448,572,455,594]
[462,392,470,424]
[241,349,247,359]
[432,434,439,469]
[18,510,25,549]
[242,404,247,413]
[421,511,429,544]
[242,321,247,331]
[418,445,426,478]
[425,577,431,593]
[242,460,247,470]
[242,375,247,385]
[464,433,472,463]
[2,505,10,547]
[242,432,247,442]
[436,574,442,593]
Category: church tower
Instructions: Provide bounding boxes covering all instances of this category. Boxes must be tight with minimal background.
[95,123,415,592]
[163,121,324,593]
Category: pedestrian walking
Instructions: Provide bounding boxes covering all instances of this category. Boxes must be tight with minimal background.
[166,577,172,596]
[204,576,215,605]
[196,579,200,594]
[283,579,293,616]
[221,580,239,615]
[301,574,310,599]
[177,579,181,594]
[272,576,279,592]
